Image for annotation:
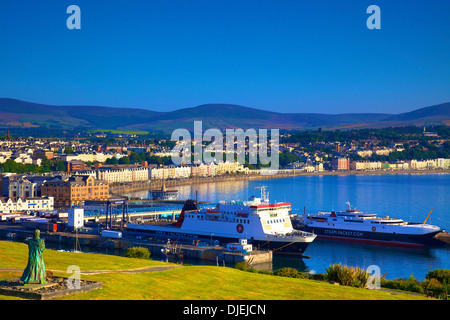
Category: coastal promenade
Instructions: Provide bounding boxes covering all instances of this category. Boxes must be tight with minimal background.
[110,169,450,195]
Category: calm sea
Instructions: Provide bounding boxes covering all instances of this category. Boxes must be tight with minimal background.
[131,173,449,280]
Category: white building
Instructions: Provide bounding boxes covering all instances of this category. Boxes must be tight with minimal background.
[174,165,192,178]
[437,158,450,169]
[97,167,149,183]
[130,167,150,181]
[73,170,97,178]
[26,197,55,212]
[375,148,394,156]
[68,208,84,230]
[0,196,54,213]
[350,161,383,171]
[63,152,115,163]
[150,166,171,180]
[408,159,437,170]
[13,152,33,165]
[191,163,216,177]
[215,161,246,175]
[356,150,373,158]
[386,162,409,170]
[8,178,38,198]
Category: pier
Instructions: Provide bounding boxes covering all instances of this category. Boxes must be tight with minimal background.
[0,224,273,266]
[123,240,273,265]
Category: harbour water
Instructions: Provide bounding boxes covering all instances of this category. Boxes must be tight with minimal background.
[130,173,450,280]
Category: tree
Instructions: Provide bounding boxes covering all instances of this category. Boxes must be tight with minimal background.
[41,156,52,172]
[106,157,118,165]
[53,161,66,172]
[64,146,73,154]
[118,156,130,165]
[125,247,150,259]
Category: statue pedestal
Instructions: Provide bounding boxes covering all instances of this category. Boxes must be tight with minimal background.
[17,281,59,291]
[0,276,102,299]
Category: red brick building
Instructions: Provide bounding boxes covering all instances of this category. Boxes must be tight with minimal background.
[331,157,349,171]
[42,175,109,208]
[67,160,86,172]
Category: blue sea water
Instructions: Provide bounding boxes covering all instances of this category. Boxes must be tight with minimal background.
[166,173,450,280]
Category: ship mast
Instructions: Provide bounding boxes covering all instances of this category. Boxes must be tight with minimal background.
[255,186,269,204]
[345,201,352,211]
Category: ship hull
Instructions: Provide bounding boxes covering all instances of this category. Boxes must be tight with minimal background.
[126,225,313,254]
[301,225,444,247]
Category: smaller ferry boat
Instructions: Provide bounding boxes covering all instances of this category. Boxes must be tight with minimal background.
[300,202,445,247]
[150,181,178,200]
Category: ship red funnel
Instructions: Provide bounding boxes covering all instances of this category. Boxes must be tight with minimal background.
[175,199,199,227]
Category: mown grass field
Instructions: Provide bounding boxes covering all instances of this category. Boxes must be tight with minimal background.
[0,241,431,300]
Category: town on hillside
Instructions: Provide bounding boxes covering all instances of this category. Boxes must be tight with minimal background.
[0,126,449,213]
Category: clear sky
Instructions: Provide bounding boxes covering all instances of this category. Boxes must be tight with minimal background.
[0,0,449,114]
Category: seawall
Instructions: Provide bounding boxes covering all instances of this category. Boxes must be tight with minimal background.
[110,169,450,195]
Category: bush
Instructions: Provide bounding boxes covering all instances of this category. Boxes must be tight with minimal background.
[125,246,150,259]
[247,268,261,273]
[257,269,274,276]
[422,278,443,292]
[325,264,369,288]
[233,262,274,275]
[353,267,370,288]
[423,269,449,299]
[382,274,424,294]
[274,267,302,278]
[425,269,450,284]
[310,273,327,281]
[234,261,248,271]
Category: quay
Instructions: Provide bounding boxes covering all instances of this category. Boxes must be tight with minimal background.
[120,239,272,265]
[436,231,450,244]
[0,224,273,265]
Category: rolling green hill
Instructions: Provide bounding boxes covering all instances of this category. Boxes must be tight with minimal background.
[0,241,430,300]
[0,98,448,132]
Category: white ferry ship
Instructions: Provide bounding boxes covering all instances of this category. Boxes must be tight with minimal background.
[300,202,444,247]
[127,187,317,254]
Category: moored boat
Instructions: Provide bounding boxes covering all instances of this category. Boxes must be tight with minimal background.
[127,187,316,255]
[299,202,445,247]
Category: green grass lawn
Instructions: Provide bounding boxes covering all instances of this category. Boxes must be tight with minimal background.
[0,241,431,300]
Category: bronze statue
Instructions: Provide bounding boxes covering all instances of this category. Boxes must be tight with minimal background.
[21,229,47,284]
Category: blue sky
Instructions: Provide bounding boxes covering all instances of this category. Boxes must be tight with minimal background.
[0,0,449,114]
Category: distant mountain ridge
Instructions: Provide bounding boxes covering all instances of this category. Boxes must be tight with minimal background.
[0,98,449,132]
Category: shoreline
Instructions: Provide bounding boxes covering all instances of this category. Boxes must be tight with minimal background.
[110,169,450,195]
